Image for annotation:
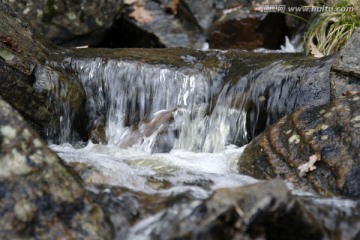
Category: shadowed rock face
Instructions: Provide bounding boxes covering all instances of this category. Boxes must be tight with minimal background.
[0,1,87,142]
[239,95,360,197]
[0,97,113,239]
[4,0,122,47]
[208,11,287,50]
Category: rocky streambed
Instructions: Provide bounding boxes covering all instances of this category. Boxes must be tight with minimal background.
[1,0,360,239]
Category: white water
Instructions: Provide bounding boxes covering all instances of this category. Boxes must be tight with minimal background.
[63,57,249,153]
[51,143,257,198]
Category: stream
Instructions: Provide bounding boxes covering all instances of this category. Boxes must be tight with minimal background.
[47,49,360,239]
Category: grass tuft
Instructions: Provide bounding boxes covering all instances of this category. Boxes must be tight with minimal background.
[305,0,360,56]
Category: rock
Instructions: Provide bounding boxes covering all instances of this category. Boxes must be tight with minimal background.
[332,28,360,77]
[88,184,189,239]
[182,0,220,31]
[330,28,360,98]
[4,0,122,47]
[238,95,360,197]
[117,108,178,152]
[97,0,206,48]
[0,1,88,142]
[67,162,110,185]
[208,1,287,50]
[89,117,108,144]
[0,97,113,239]
[225,53,333,145]
[126,180,341,239]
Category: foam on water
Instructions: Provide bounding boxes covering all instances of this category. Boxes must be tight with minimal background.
[51,143,257,197]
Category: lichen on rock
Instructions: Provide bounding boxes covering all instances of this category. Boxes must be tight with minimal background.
[0,97,113,239]
[239,95,360,197]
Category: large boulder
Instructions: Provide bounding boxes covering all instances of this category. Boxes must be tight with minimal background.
[0,1,87,142]
[4,0,122,47]
[239,95,360,197]
[0,97,113,239]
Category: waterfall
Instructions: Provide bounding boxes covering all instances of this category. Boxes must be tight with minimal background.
[59,52,331,153]
[66,57,246,152]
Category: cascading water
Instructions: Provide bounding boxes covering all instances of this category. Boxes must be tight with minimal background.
[66,57,239,153]
[48,51,358,239]
[49,54,260,197]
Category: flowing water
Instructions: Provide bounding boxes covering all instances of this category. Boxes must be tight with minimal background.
[51,56,259,196]
[48,52,359,238]
[48,52,333,196]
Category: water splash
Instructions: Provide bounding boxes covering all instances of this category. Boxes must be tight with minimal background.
[61,52,331,152]
[67,57,234,152]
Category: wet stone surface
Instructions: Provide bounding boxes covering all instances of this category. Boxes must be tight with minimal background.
[0,1,88,142]
[0,97,113,239]
[239,95,360,197]
[5,0,123,47]
[104,179,358,240]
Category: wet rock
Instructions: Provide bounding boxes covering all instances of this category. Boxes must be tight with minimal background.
[5,0,122,47]
[330,28,360,98]
[128,180,326,239]
[332,28,360,77]
[0,1,87,142]
[239,95,360,197]
[0,97,113,239]
[208,2,287,50]
[88,184,191,239]
[97,0,206,48]
[67,162,110,185]
[114,108,177,152]
[225,53,333,146]
[89,116,108,144]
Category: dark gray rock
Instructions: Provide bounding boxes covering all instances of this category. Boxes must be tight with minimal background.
[0,97,113,239]
[239,95,360,197]
[330,28,360,98]
[97,0,206,48]
[4,0,123,47]
[332,28,360,77]
[87,179,360,239]
[0,1,87,142]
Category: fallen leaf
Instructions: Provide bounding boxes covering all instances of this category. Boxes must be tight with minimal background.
[129,5,153,24]
[124,0,137,5]
[309,42,324,58]
[298,154,320,177]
